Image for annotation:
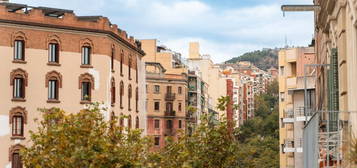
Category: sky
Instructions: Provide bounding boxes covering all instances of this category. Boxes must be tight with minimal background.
[12,0,314,63]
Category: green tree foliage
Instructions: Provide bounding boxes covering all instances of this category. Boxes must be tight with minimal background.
[152,115,241,168]
[22,103,152,168]
[22,81,279,168]
[235,80,279,167]
[225,49,278,71]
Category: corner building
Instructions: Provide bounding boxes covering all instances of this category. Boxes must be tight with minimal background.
[0,3,146,167]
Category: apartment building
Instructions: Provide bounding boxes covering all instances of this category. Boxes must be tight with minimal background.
[141,39,188,148]
[145,63,187,149]
[303,0,357,167]
[186,42,227,118]
[0,2,146,167]
[187,70,209,124]
[279,47,315,168]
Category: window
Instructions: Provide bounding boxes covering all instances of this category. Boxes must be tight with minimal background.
[154,102,160,111]
[166,120,173,129]
[13,78,24,99]
[12,150,23,168]
[120,81,124,108]
[81,46,91,65]
[46,71,62,102]
[48,80,58,100]
[111,78,116,105]
[146,85,148,93]
[280,92,285,102]
[12,116,23,137]
[154,85,160,93]
[129,55,132,80]
[120,50,124,76]
[136,63,138,83]
[128,84,132,111]
[10,68,28,101]
[81,82,91,101]
[135,87,139,112]
[9,107,27,139]
[128,115,132,129]
[79,73,94,103]
[179,120,182,129]
[167,86,172,93]
[14,40,25,61]
[48,43,59,63]
[135,116,139,129]
[178,103,182,112]
[154,136,160,146]
[178,87,182,94]
[120,113,124,127]
[111,46,115,71]
[154,119,160,129]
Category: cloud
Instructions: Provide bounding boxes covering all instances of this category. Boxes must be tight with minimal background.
[11,0,314,63]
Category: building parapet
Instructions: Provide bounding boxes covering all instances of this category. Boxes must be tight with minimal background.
[0,2,143,54]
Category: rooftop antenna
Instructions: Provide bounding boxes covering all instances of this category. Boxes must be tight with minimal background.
[284,35,288,48]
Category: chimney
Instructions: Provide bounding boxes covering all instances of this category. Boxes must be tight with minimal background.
[189,42,200,59]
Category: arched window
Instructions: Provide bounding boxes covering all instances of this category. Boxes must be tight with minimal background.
[9,107,27,138]
[128,55,132,80]
[120,50,124,76]
[80,38,93,67]
[9,144,24,168]
[135,116,139,129]
[111,45,115,71]
[111,78,116,106]
[46,71,62,102]
[135,87,139,112]
[10,68,28,101]
[136,60,138,83]
[78,73,94,103]
[120,81,124,109]
[47,35,61,64]
[128,115,132,129]
[128,84,132,111]
[12,31,27,63]
[119,113,124,127]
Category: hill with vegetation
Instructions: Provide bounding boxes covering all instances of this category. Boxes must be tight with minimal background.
[225,48,279,71]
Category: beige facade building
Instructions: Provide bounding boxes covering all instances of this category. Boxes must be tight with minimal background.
[0,3,146,167]
[279,47,315,168]
[305,0,357,167]
[186,42,227,117]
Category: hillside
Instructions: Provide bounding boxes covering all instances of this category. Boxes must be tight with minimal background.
[225,49,279,71]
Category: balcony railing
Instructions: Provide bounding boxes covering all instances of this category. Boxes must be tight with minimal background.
[283,139,295,153]
[283,109,294,123]
[165,111,176,117]
[165,93,176,101]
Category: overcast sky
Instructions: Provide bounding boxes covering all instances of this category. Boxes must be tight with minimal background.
[12,0,314,63]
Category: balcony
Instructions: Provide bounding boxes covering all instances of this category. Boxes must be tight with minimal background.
[165,93,176,101]
[164,128,176,136]
[286,77,297,89]
[286,49,297,63]
[295,107,312,122]
[283,109,294,123]
[283,139,295,153]
[165,110,176,117]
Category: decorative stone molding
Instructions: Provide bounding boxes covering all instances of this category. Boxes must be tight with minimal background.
[8,144,25,161]
[11,31,27,47]
[47,34,62,50]
[10,68,28,86]
[78,73,95,89]
[9,106,27,124]
[80,38,94,50]
[45,71,63,88]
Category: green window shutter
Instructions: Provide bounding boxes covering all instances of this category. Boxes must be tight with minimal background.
[328,48,339,131]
